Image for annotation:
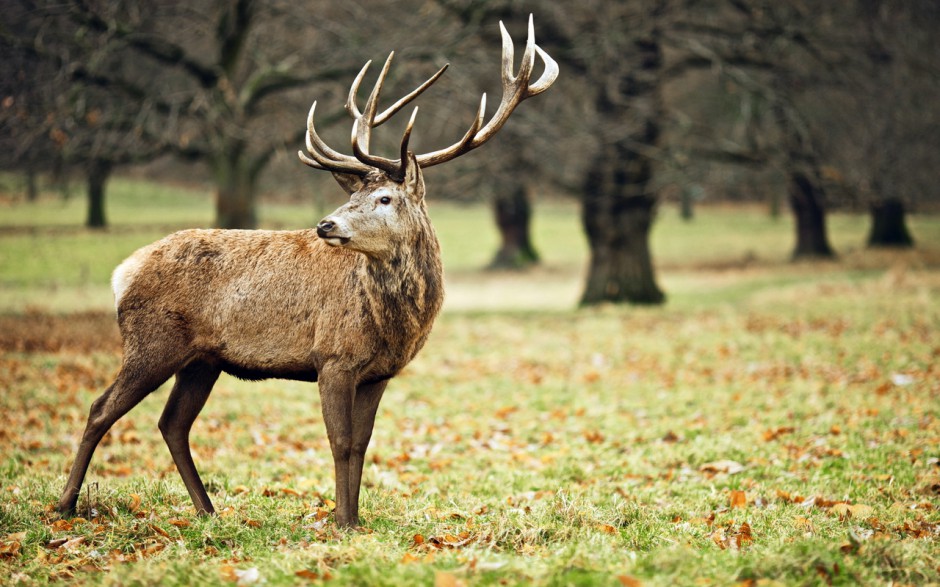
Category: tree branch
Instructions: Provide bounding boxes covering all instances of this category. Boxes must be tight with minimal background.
[67,0,219,87]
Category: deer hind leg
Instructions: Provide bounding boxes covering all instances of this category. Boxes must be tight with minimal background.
[158,360,220,515]
[57,353,183,515]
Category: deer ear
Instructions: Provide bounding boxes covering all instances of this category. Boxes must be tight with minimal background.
[402,152,425,201]
[331,172,364,195]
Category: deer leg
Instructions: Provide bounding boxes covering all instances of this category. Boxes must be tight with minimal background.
[347,379,388,526]
[318,370,356,527]
[57,358,179,514]
[158,360,220,515]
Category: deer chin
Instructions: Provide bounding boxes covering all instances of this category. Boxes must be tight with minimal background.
[322,236,351,247]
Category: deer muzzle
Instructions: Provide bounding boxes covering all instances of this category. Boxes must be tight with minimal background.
[316,219,350,246]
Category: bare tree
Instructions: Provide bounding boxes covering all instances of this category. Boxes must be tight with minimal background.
[438,1,669,303]
[853,0,939,247]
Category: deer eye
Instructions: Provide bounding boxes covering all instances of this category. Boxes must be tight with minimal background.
[378,196,392,205]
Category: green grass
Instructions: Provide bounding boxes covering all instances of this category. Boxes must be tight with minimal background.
[1,177,939,585]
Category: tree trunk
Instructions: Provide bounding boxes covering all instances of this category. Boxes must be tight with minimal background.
[213,153,258,229]
[867,197,914,248]
[580,141,665,306]
[488,183,539,270]
[680,187,694,221]
[86,158,112,229]
[788,170,835,259]
[580,30,665,306]
[25,169,38,202]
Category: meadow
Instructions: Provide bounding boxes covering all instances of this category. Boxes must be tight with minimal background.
[1,178,938,585]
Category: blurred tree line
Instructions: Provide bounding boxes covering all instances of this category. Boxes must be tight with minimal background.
[2,0,938,305]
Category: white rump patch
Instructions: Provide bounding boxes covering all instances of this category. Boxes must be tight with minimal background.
[111,253,145,310]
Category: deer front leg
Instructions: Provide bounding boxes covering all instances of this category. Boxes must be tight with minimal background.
[318,368,356,528]
[347,379,388,522]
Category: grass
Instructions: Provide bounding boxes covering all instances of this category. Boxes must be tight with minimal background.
[1,177,939,585]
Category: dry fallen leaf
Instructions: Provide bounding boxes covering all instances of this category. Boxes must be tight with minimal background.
[831,503,873,521]
[729,490,748,509]
[435,571,464,587]
[294,569,320,580]
[700,460,746,476]
[149,524,170,538]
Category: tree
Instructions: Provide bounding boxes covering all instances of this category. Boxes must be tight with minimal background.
[6,0,387,229]
[854,0,940,248]
[438,1,668,304]
[488,179,539,269]
[667,0,844,259]
[2,1,173,228]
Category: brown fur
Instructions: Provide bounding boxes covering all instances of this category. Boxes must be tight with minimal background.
[57,161,443,527]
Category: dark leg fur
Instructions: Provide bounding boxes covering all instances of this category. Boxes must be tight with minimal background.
[159,360,221,514]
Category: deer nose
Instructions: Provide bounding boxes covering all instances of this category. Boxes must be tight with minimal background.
[316,220,335,238]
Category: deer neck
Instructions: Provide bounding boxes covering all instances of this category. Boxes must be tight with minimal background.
[357,224,443,358]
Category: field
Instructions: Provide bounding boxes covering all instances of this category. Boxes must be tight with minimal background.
[1,179,939,586]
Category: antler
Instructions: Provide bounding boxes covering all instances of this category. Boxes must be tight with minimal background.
[298,54,447,178]
[299,14,558,180]
[415,15,559,168]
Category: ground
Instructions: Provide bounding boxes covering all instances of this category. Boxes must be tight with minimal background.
[0,179,938,585]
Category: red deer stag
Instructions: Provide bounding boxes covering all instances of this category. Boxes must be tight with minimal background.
[57,16,557,528]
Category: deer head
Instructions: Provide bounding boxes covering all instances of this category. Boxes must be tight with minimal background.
[300,15,558,257]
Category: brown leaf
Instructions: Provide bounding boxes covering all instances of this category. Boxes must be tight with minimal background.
[435,571,464,587]
[0,540,22,559]
[141,542,166,557]
[127,493,142,514]
[831,503,873,521]
[729,490,748,509]
[149,524,170,538]
[700,460,745,476]
[584,430,605,444]
[794,516,815,533]
[167,518,191,528]
[763,426,795,442]
[61,536,86,550]
[50,519,73,532]
[294,569,320,580]
[618,576,643,587]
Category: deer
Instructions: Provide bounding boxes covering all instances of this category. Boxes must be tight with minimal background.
[56,16,557,528]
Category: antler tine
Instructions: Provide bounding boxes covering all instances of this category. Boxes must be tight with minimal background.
[414,14,558,168]
[345,60,373,119]
[354,52,394,159]
[298,101,372,175]
[528,45,559,96]
[397,107,419,177]
[349,54,403,176]
[347,59,449,128]
[375,63,448,126]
